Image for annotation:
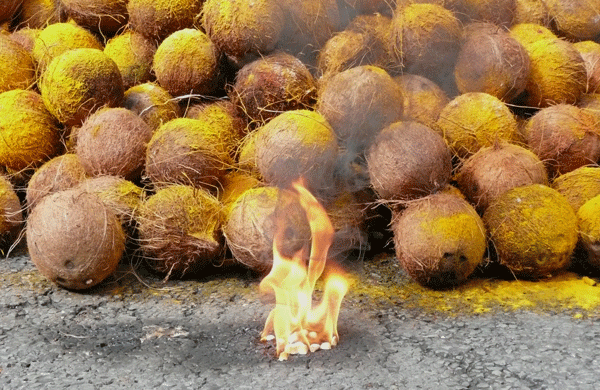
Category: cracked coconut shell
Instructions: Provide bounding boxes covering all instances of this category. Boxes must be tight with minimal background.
[137,184,224,278]
[60,0,128,36]
[75,107,153,180]
[0,34,35,93]
[483,184,578,279]
[552,166,600,212]
[26,188,126,290]
[104,30,156,90]
[127,0,202,41]
[223,186,311,274]
[392,192,486,289]
[0,89,62,171]
[123,82,181,131]
[367,121,452,201]
[39,48,124,127]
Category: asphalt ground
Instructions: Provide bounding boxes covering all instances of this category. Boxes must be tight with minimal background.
[1,245,599,390]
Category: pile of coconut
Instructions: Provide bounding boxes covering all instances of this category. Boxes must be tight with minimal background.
[0,0,599,291]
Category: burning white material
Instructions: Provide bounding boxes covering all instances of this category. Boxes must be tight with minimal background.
[259,179,349,360]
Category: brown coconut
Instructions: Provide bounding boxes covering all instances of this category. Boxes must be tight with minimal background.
[254,110,338,196]
[17,0,63,29]
[223,186,311,274]
[523,103,600,177]
[218,169,262,213]
[395,74,449,129]
[230,52,317,126]
[573,41,600,94]
[392,192,487,289]
[145,118,231,192]
[122,82,181,131]
[60,0,128,36]
[39,48,124,127]
[0,174,23,252]
[446,0,517,27]
[0,34,36,93]
[483,184,578,279]
[26,153,87,210]
[202,0,285,65]
[75,107,153,180]
[136,184,224,278]
[436,92,521,159]
[544,0,600,40]
[513,0,550,26]
[455,142,549,213]
[367,121,452,201]
[153,28,222,98]
[0,1,22,23]
[552,166,600,212]
[26,188,125,290]
[127,0,202,41]
[325,189,368,260]
[454,28,530,102]
[9,27,40,52]
[104,30,156,90]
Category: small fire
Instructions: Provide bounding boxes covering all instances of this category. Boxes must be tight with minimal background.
[259,179,350,360]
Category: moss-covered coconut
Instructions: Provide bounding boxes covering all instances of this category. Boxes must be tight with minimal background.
[395,74,449,129]
[39,48,124,127]
[552,166,600,212]
[392,192,486,289]
[0,89,62,171]
[127,0,202,41]
[0,34,36,93]
[483,184,578,278]
[60,0,128,36]
[137,184,224,278]
[26,188,125,290]
[75,107,153,180]
[104,30,156,90]
[122,82,180,131]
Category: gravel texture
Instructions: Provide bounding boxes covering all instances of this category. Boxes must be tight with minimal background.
[1,247,599,390]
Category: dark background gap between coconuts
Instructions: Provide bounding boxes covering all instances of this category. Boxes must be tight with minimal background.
[0,0,598,292]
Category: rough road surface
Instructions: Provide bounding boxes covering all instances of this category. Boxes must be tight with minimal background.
[1,246,599,390]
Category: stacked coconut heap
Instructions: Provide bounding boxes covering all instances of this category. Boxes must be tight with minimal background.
[0,0,599,291]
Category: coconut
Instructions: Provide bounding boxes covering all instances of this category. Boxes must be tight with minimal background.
[26,188,125,289]
[104,30,156,90]
[184,100,246,159]
[446,0,517,27]
[122,82,181,131]
[153,28,221,98]
[523,104,600,177]
[223,186,311,274]
[0,34,36,93]
[513,0,549,25]
[0,89,62,171]
[367,121,452,201]
[60,0,128,36]
[127,0,202,41]
[236,130,260,177]
[436,92,521,159]
[483,184,578,278]
[17,0,63,29]
[395,74,449,129]
[10,27,40,52]
[519,38,587,107]
[576,194,600,270]
[454,28,530,102]
[0,174,23,252]
[276,0,340,65]
[39,48,124,127]
[338,0,393,24]
[218,169,262,213]
[317,65,404,155]
[325,190,368,260]
[390,3,461,93]
[32,22,103,72]
[0,1,21,23]
[552,166,600,211]
[26,153,87,210]
[75,107,153,180]
[254,110,338,196]
[573,41,600,94]
[230,52,316,126]
[392,192,486,289]
[202,0,285,65]
[510,22,558,46]
[544,0,600,40]
[136,184,223,278]
[145,118,231,192]
[455,142,549,213]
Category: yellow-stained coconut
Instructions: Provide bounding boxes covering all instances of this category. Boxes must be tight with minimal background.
[552,166,600,212]
[0,174,23,252]
[104,30,156,90]
[123,82,180,131]
[127,0,202,41]
[577,194,600,270]
[0,34,35,93]
[395,74,449,129]
[17,0,62,29]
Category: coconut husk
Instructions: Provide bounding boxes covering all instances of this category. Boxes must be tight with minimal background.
[483,184,578,279]
[127,0,202,41]
[367,121,452,201]
[544,0,600,40]
[513,0,549,26]
[26,153,87,210]
[26,188,125,289]
[218,169,262,214]
[395,74,449,129]
[392,192,486,289]
[223,186,311,274]
[552,166,600,211]
[510,22,557,46]
[455,142,549,213]
[0,174,23,252]
[75,107,153,180]
[324,190,368,261]
[573,41,600,94]
[122,82,181,131]
[230,52,316,127]
[0,34,35,92]
[523,103,600,177]
[104,30,156,90]
[136,184,224,279]
[60,0,128,36]
[9,27,39,52]
[446,0,517,27]
[16,0,63,29]
[576,194,600,270]
[235,129,261,177]
[0,1,22,23]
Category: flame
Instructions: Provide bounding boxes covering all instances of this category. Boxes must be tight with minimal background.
[259,179,349,360]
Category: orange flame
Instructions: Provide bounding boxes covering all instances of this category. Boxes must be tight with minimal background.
[259,179,349,360]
